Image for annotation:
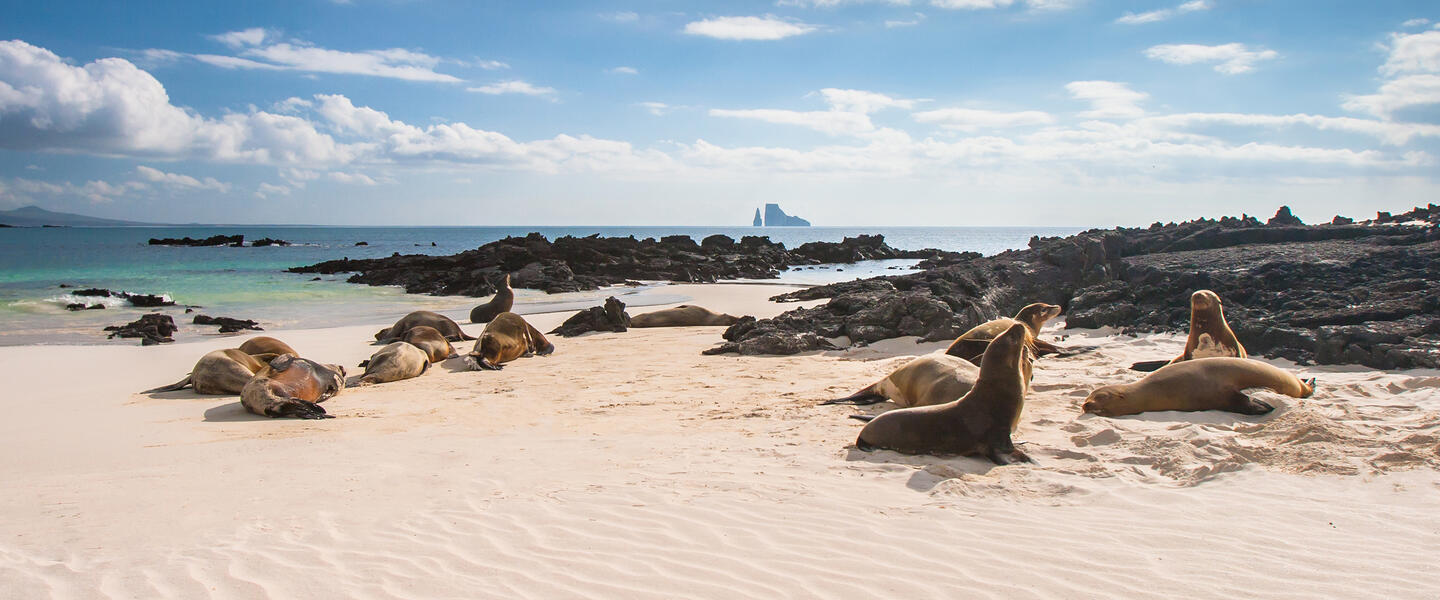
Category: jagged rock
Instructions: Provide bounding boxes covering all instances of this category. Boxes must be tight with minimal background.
[355,241,368,246]
[1332,215,1355,225]
[69,288,174,307]
[148,235,243,247]
[1267,206,1304,226]
[105,314,176,345]
[251,238,291,247]
[193,314,263,333]
[549,297,631,337]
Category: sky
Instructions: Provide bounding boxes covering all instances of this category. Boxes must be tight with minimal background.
[0,1,1436,226]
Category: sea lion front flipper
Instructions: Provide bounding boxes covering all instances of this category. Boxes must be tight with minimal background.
[984,431,1030,465]
[269,399,333,420]
[1227,392,1275,416]
[1129,360,1170,372]
[358,359,371,368]
[1032,339,1062,356]
[847,414,877,422]
[821,391,887,406]
[144,375,193,394]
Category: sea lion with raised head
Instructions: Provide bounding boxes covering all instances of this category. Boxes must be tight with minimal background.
[144,348,279,394]
[356,342,430,386]
[945,302,1062,364]
[469,274,515,324]
[822,353,980,408]
[630,305,744,328]
[237,336,299,358]
[464,312,554,371]
[376,310,475,343]
[1084,357,1314,417]
[401,325,457,363]
[855,322,1033,464]
[1131,290,1247,372]
[240,355,346,419]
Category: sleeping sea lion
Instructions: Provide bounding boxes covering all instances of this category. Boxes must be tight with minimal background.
[855,322,1033,464]
[1084,357,1315,417]
[236,336,299,357]
[822,353,980,407]
[144,348,279,394]
[469,274,515,324]
[240,355,346,419]
[630,305,744,328]
[356,342,430,386]
[1131,290,1247,372]
[945,302,1062,364]
[464,312,554,371]
[376,310,474,343]
[401,325,458,363]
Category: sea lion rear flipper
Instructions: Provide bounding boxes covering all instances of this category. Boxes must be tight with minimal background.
[984,431,1030,465]
[1032,339,1062,355]
[267,354,296,372]
[143,375,193,394]
[1227,392,1274,416]
[1130,360,1170,372]
[358,359,371,368]
[269,399,333,420]
[821,390,886,406]
[527,323,556,356]
[847,414,877,422]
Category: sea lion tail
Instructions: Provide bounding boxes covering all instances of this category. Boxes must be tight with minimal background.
[144,375,193,394]
[1130,360,1170,372]
[821,389,886,406]
[847,414,878,423]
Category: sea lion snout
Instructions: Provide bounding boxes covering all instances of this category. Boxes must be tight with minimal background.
[1190,290,1220,309]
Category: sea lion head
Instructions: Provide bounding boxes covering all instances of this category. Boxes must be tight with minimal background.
[374,328,390,342]
[1015,302,1062,333]
[1189,290,1225,327]
[979,322,1031,381]
[319,362,347,398]
[1082,386,1130,416]
[465,333,505,370]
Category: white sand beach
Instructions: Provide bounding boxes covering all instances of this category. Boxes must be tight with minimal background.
[2,283,1438,599]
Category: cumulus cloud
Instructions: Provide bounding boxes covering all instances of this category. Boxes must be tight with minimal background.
[1066,81,1148,119]
[1116,0,1210,25]
[818,88,917,113]
[135,165,231,192]
[178,30,463,82]
[1144,43,1279,74]
[0,177,146,205]
[1379,30,1440,75]
[1135,113,1440,146]
[467,80,557,96]
[708,89,917,136]
[1343,30,1440,120]
[913,108,1055,131]
[1401,18,1430,28]
[683,16,818,40]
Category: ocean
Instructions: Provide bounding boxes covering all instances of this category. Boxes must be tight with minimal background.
[0,225,1086,345]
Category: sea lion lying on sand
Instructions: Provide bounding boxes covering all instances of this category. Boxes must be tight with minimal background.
[464,312,554,371]
[469,274,515,324]
[1132,290,1247,372]
[357,342,430,386]
[1085,357,1314,417]
[376,311,474,343]
[236,336,299,358]
[401,325,457,363]
[823,353,980,408]
[241,355,346,419]
[630,305,744,328]
[945,302,1062,364]
[145,348,279,395]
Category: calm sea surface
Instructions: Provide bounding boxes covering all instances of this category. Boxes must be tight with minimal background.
[0,225,1085,345]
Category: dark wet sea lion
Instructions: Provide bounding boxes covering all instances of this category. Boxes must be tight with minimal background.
[630,305,744,328]
[1131,290,1248,372]
[357,342,430,386]
[236,336,299,357]
[464,312,554,371]
[1084,357,1314,417]
[469,274,515,324]
[823,353,980,407]
[376,311,474,343]
[944,302,1062,364]
[856,322,1033,465]
[145,348,279,395]
[240,355,346,419]
[401,325,458,363]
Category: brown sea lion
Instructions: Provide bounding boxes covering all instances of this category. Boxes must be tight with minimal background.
[945,302,1062,364]
[240,355,346,419]
[855,322,1033,464]
[356,342,430,386]
[376,310,475,343]
[464,312,554,371]
[1085,357,1315,417]
[630,305,744,328]
[822,353,980,407]
[236,336,299,357]
[401,325,457,363]
[469,274,515,324]
[1131,290,1247,372]
[144,348,279,394]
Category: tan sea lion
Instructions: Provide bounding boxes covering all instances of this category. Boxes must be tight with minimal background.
[469,274,515,324]
[1132,290,1247,371]
[356,342,430,386]
[1084,357,1315,417]
[855,322,1033,464]
[464,312,554,371]
[144,348,279,394]
[237,336,299,357]
[630,305,744,328]
[822,353,980,407]
[240,355,346,419]
[376,310,475,343]
[401,325,457,363]
[944,302,1062,364]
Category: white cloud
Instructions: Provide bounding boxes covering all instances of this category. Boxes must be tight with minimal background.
[1343,74,1440,120]
[913,108,1056,131]
[467,80,557,96]
[176,32,463,82]
[886,12,926,27]
[1144,43,1279,74]
[327,171,383,185]
[1116,0,1210,25]
[607,66,639,75]
[255,182,292,198]
[1380,30,1440,75]
[602,11,639,22]
[778,0,911,6]
[272,96,313,113]
[1066,81,1148,119]
[135,165,231,192]
[927,0,1072,11]
[819,88,917,113]
[1,177,146,204]
[1401,18,1430,28]
[473,59,509,70]
[683,16,818,41]
[639,101,672,116]
[210,28,268,49]
[1135,112,1440,146]
[710,108,877,136]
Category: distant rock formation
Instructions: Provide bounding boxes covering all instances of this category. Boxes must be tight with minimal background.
[763,203,810,226]
[753,208,763,227]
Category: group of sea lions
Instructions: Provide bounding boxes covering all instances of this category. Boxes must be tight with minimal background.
[145,336,347,419]
[836,290,1316,464]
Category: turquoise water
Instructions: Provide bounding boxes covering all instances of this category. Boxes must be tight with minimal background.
[0,225,1084,345]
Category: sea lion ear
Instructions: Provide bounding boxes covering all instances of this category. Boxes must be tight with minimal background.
[268,354,295,371]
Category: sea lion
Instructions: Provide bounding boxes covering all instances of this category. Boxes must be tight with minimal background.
[1131,290,1247,372]
[855,322,1033,464]
[144,348,279,394]
[236,336,299,357]
[469,274,515,324]
[822,353,981,407]
[630,305,744,328]
[401,325,457,363]
[464,312,554,371]
[240,355,346,419]
[1085,357,1314,417]
[375,310,475,343]
[945,302,1062,364]
[356,342,430,386]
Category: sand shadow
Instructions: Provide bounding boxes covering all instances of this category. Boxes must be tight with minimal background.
[843,447,999,491]
[440,356,478,373]
[203,401,269,422]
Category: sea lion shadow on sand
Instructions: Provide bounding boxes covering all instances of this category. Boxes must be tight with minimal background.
[1076,397,1292,426]
[202,401,272,422]
[842,447,1002,488]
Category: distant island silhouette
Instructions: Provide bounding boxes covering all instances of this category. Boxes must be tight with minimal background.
[755,203,810,227]
[0,205,158,227]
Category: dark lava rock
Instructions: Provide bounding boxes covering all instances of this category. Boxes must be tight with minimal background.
[70,288,174,307]
[65,303,105,311]
[251,238,291,247]
[148,234,243,247]
[1332,215,1355,225]
[550,297,631,337]
[105,313,177,345]
[355,241,368,246]
[1267,206,1304,226]
[193,314,263,333]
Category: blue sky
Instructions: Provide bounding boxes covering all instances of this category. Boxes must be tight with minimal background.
[0,1,1436,226]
